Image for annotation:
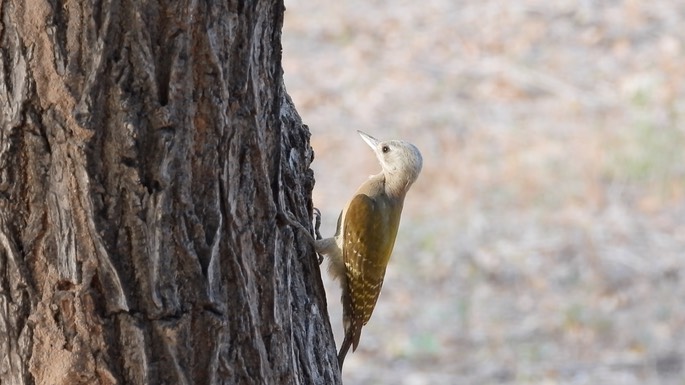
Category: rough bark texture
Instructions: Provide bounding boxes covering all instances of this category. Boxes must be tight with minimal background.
[0,1,340,384]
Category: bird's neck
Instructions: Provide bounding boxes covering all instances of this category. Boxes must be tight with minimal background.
[380,172,411,201]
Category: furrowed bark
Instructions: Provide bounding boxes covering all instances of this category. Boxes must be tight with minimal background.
[0,1,340,384]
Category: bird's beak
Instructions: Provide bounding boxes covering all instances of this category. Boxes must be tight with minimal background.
[358,131,380,150]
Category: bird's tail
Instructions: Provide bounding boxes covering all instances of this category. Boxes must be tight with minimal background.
[337,332,353,369]
[337,321,362,370]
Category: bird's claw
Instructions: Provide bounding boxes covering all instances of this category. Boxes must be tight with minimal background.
[313,207,323,264]
[313,207,322,240]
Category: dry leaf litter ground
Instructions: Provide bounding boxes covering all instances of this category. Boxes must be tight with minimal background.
[282,1,685,384]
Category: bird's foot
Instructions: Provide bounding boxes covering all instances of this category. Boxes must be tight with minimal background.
[313,207,323,264]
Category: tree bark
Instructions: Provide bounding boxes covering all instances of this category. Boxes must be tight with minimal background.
[0,1,339,384]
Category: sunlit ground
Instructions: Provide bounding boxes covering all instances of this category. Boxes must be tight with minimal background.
[283,1,685,384]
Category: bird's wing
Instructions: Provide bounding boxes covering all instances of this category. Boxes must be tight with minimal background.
[342,194,394,329]
[334,210,343,237]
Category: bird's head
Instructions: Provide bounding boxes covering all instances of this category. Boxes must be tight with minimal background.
[358,131,423,191]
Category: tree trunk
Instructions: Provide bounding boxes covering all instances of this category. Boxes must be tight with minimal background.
[0,1,340,384]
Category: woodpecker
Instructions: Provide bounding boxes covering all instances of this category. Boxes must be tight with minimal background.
[316,131,423,369]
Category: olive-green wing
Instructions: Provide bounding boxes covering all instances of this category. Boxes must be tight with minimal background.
[334,210,343,237]
[342,194,395,329]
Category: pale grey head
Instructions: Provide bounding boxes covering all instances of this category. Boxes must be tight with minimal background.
[358,131,423,195]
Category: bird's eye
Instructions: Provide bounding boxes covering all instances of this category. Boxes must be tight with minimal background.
[382,145,390,153]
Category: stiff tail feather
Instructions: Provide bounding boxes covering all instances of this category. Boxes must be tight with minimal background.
[337,320,362,369]
[337,331,353,369]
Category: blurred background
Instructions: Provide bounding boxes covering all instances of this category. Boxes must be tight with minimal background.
[282,1,685,384]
